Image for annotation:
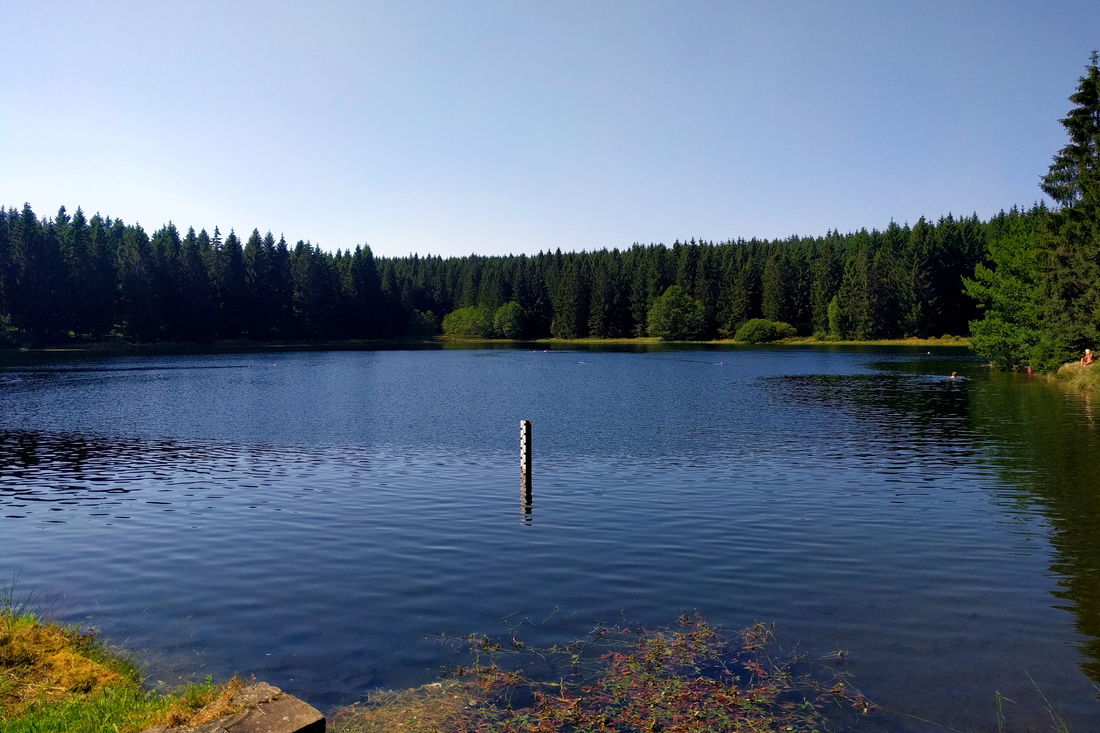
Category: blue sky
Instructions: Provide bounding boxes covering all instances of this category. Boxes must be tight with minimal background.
[3,1,1098,257]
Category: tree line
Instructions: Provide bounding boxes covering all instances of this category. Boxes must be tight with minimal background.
[0,211,397,345]
[0,202,1018,347]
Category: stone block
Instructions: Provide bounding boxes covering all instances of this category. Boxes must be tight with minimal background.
[142,682,324,733]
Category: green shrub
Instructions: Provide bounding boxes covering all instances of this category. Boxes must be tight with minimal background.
[442,306,493,338]
[492,302,525,339]
[968,314,1039,370]
[734,318,797,343]
[647,285,705,340]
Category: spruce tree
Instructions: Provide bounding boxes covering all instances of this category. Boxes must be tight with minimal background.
[965,209,1044,368]
[1032,52,1100,369]
[967,54,1100,370]
[116,224,160,340]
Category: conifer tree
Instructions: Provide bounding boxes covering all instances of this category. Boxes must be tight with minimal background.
[0,208,10,322]
[965,208,1044,368]
[810,237,842,337]
[83,213,117,338]
[1032,52,1100,368]
[24,208,68,340]
[213,229,246,337]
[244,229,274,336]
[761,252,786,324]
[967,54,1100,370]
[176,226,216,341]
[116,224,160,340]
[151,223,184,339]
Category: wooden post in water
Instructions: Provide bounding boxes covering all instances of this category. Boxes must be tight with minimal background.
[520,419,532,504]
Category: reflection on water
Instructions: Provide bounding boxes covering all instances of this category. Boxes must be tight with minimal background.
[969,375,1100,683]
[2,347,1100,730]
[0,430,274,518]
[784,364,1100,718]
[521,480,533,523]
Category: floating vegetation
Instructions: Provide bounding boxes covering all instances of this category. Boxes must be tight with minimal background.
[333,614,870,733]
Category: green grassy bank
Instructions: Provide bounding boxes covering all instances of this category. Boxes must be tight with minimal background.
[1056,361,1100,391]
[0,604,242,733]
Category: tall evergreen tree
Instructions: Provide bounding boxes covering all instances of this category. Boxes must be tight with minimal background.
[761,251,786,324]
[810,236,842,337]
[549,256,590,338]
[243,229,275,336]
[24,208,68,340]
[175,226,216,341]
[965,208,1044,368]
[151,223,185,339]
[213,229,246,337]
[1032,52,1100,368]
[0,208,11,323]
[967,54,1100,370]
[116,224,160,340]
[83,213,117,338]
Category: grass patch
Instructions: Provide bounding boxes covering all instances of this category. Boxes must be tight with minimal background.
[0,602,244,733]
[332,615,870,733]
[779,335,969,347]
[1056,361,1100,391]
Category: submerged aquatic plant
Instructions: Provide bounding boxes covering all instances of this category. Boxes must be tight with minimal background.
[333,614,870,732]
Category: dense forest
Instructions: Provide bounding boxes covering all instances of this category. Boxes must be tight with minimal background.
[0,201,1018,347]
[1,54,1097,372]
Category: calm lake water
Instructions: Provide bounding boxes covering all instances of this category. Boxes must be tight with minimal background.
[2,344,1100,730]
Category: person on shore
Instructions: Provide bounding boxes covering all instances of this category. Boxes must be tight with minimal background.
[1082,348,1095,366]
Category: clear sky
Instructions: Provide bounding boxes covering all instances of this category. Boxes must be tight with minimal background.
[3,1,1098,258]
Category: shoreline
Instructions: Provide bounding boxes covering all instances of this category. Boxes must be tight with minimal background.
[533,335,970,347]
[1,335,970,355]
[0,337,440,356]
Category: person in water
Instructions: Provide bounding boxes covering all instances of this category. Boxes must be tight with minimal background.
[1082,348,1095,366]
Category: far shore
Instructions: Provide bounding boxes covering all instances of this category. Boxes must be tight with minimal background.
[0,334,971,355]
[0,337,439,355]
[529,335,970,347]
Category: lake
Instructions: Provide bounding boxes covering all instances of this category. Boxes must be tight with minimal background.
[2,344,1099,730]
